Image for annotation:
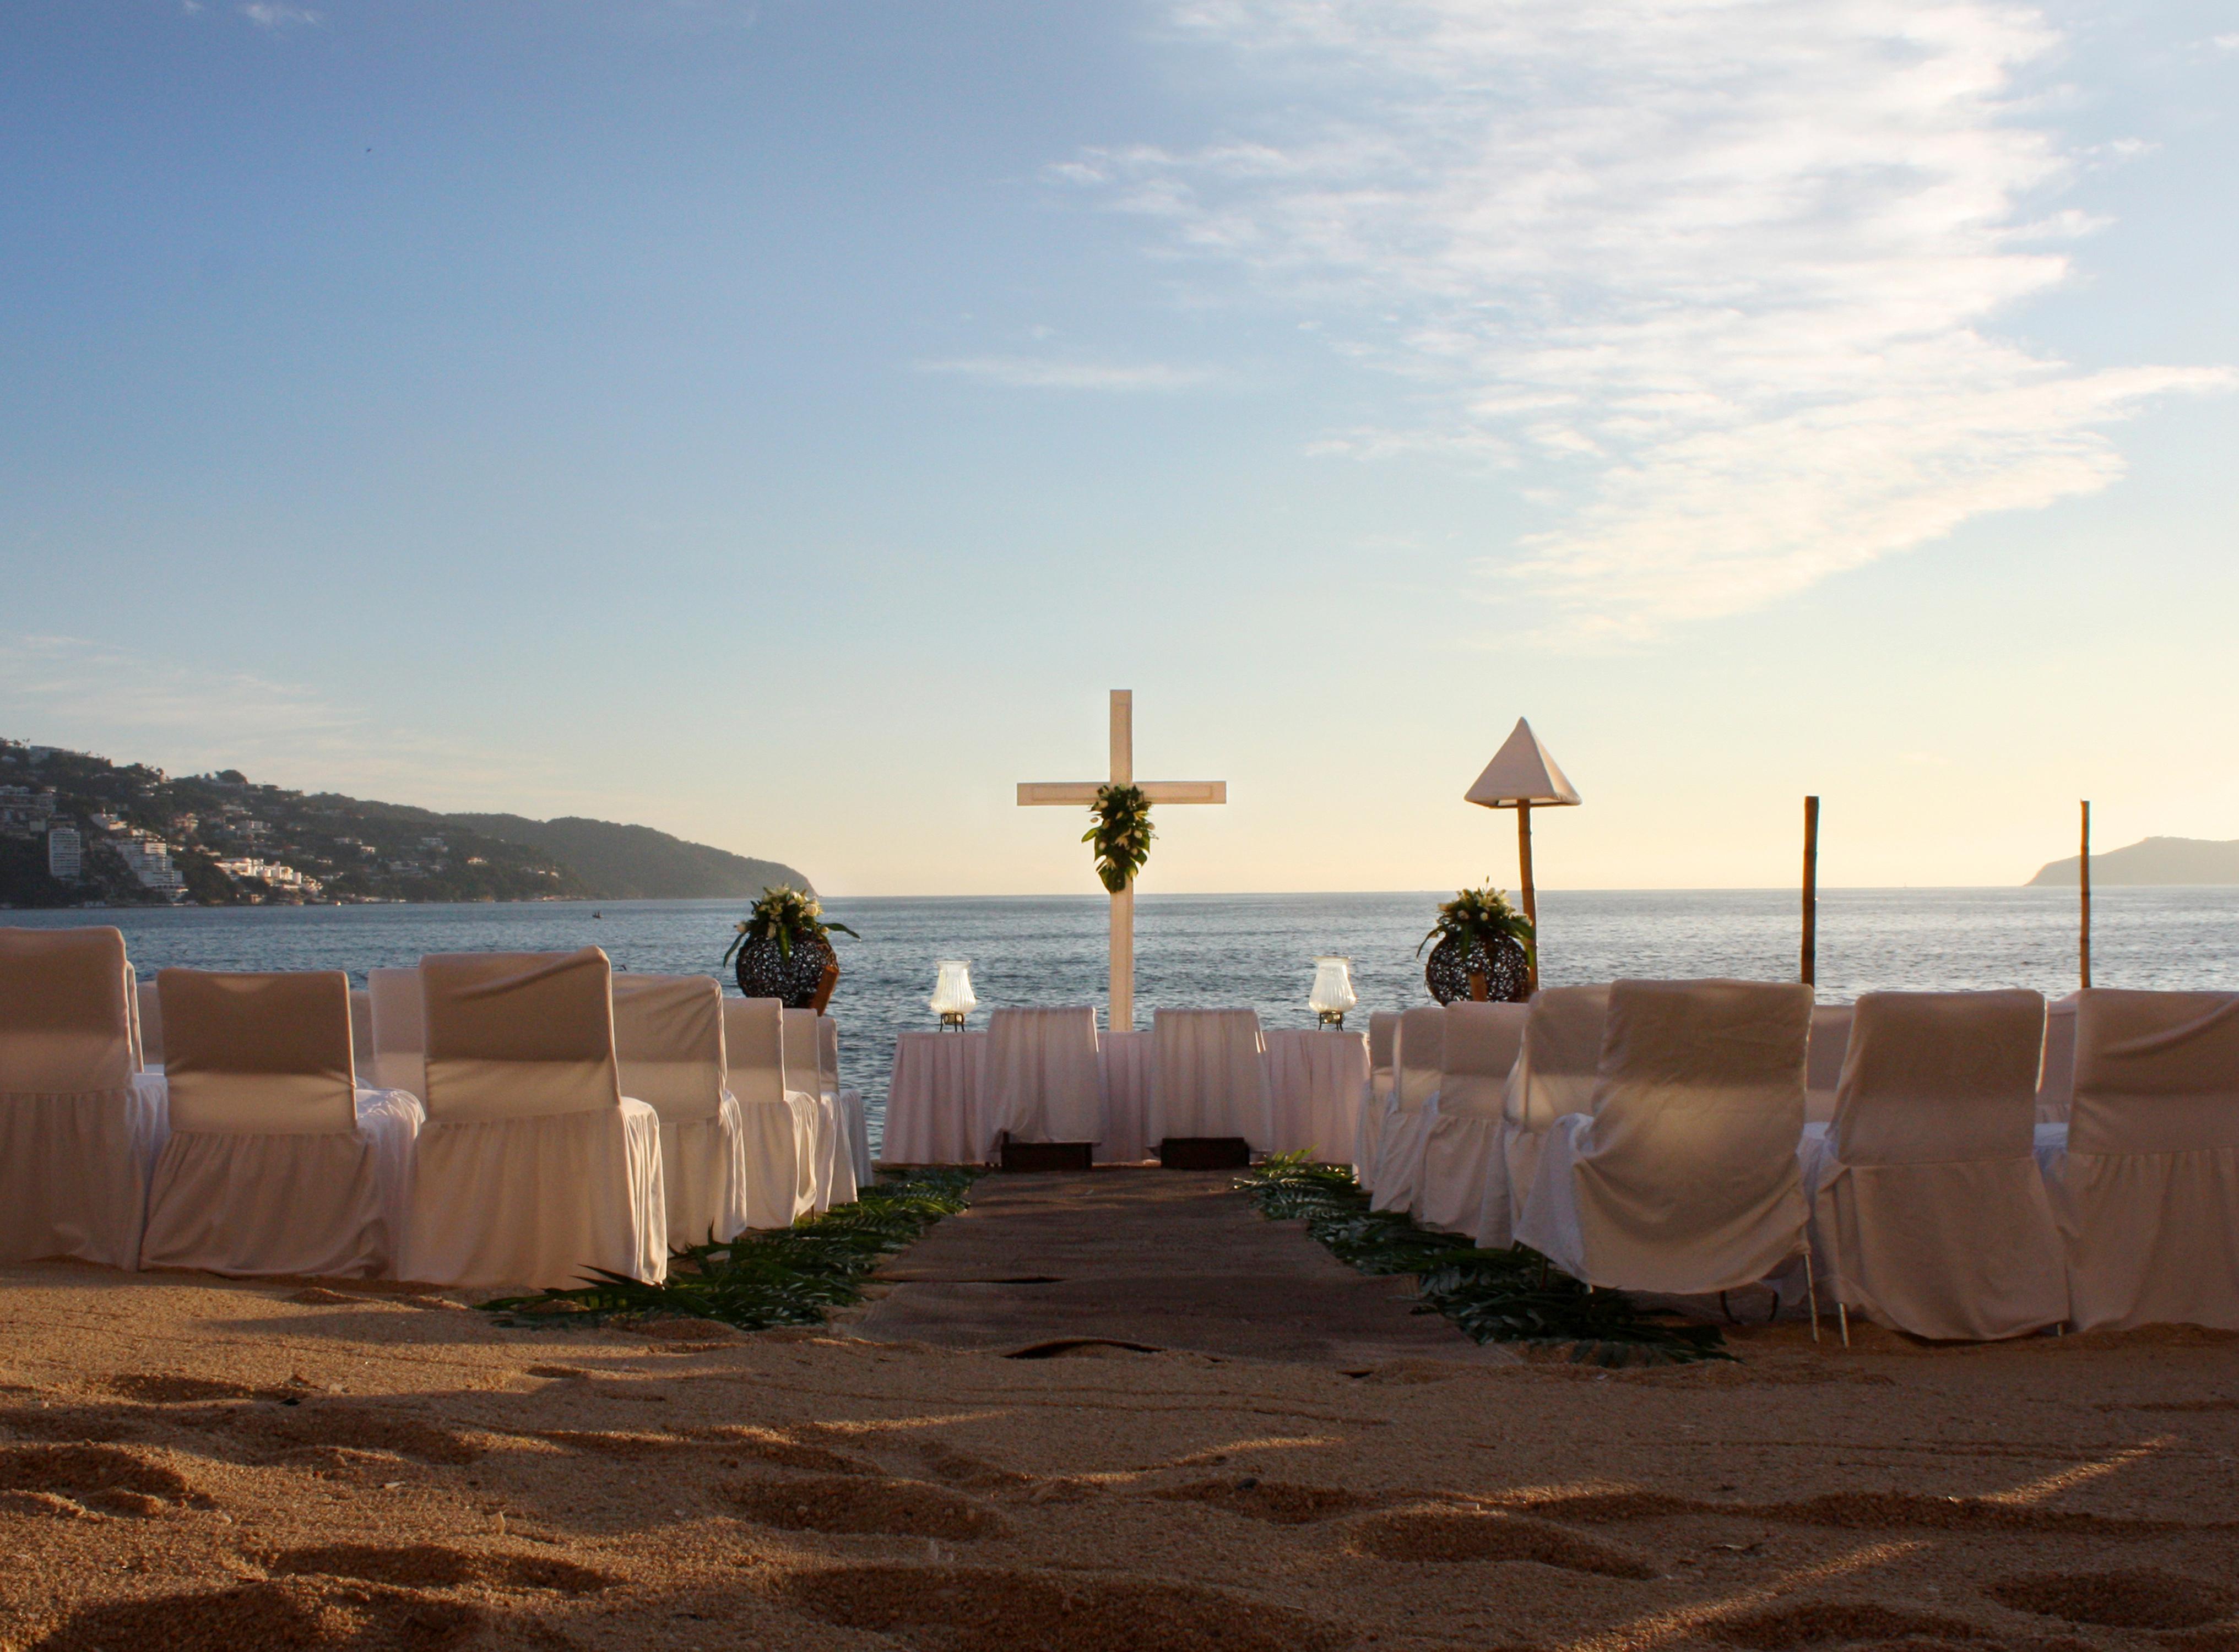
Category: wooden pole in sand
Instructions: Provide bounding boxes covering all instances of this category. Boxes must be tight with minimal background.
[2079,799,2092,991]
[1801,795,1820,988]
[1517,801,1538,994]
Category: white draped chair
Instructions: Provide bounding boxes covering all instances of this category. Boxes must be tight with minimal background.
[1369,1006,1444,1215]
[349,987,376,1085]
[140,968,421,1279]
[985,1007,1104,1148]
[1805,1003,1854,1127]
[2037,989,2239,1332]
[720,997,811,1228]
[783,1007,850,1211]
[612,973,749,1248]
[1353,1010,1400,1192]
[2036,993,2079,1124]
[399,949,666,1289]
[0,926,168,1270]
[1416,1002,1526,1236]
[820,1015,874,1187]
[1147,1008,1272,1150]
[1476,985,1608,1247]
[1517,979,1815,1298]
[367,967,426,1100]
[1802,990,2065,1341]
[136,980,165,1069]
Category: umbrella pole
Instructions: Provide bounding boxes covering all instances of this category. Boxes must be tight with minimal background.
[1802,795,1819,988]
[2079,800,2091,991]
[1517,801,1538,994]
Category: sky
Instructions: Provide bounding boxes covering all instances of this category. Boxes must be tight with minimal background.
[2,0,2235,895]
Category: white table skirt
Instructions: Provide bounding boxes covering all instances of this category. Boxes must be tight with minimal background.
[1097,1030,1152,1163]
[882,1032,991,1165]
[1262,1028,1369,1161]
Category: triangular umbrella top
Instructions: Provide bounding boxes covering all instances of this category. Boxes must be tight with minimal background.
[1465,718,1581,808]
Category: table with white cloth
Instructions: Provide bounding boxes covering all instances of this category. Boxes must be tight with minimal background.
[1094,1030,1152,1164]
[1261,1028,1368,1161]
[881,1032,991,1165]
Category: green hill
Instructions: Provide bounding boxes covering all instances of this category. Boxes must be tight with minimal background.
[444,813,812,900]
[2026,836,2239,887]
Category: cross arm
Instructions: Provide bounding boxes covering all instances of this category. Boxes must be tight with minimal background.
[1017,781,1226,806]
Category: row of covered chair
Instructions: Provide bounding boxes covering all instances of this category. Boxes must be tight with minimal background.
[0,927,866,1291]
[1355,980,2239,1339]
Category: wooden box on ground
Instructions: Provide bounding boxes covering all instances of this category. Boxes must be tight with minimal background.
[1158,1137,1252,1170]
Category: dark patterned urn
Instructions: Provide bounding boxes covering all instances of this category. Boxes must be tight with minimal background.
[731,934,838,1009]
[1424,933,1529,1005]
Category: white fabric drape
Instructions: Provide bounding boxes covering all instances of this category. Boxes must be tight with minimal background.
[367,968,426,1100]
[1482,985,1609,1246]
[782,1008,848,1210]
[1354,1011,1400,1192]
[2036,993,2079,1124]
[1370,1006,1444,1215]
[1262,1029,1369,1162]
[1801,990,2066,1341]
[720,998,807,1229]
[1517,979,1813,1295]
[1804,1004,1854,1127]
[883,1031,992,1165]
[985,1007,1104,1145]
[1416,1003,1526,1236]
[2036,988,2239,1332]
[0,926,166,1270]
[1093,1029,1152,1163]
[613,974,750,1247]
[1148,1009,1272,1148]
[817,1017,875,1186]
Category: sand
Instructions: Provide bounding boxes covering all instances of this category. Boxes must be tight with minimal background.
[1,1177,2235,1651]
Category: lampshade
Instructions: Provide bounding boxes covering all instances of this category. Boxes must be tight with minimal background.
[1308,956,1357,1025]
[929,959,977,1025]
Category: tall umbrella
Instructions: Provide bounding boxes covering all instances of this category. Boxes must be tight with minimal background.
[1465,718,1581,993]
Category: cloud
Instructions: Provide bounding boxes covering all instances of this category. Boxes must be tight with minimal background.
[240,3,319,28]
[917,356,1216,390]
[1059,0,2230,637]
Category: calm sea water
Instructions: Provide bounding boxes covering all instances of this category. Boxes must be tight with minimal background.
[13,889,2236,1154]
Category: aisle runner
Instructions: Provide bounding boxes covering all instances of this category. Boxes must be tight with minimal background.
[852,1169,1516,1366]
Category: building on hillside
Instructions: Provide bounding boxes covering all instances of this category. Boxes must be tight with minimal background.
[0,787,57,835]
[214,856,320,895]
[47,827,82,881]
[114,834,185,895]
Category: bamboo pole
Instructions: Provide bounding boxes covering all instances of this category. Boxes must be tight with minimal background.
[2079,800,2092,991]
[1802,795,1820,988]
[1518,801,1538,994]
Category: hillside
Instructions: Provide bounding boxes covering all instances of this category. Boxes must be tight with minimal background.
[2027,835,2239,887]
[444,814,811,901]
[0,738,810,907]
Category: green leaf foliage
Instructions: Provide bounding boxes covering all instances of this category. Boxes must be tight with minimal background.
[1238,1155,1730,1366]
[1083,783,1154,895]
[722,883,861,964]
[479,1168,979,1331]
[1418,883,1536,966]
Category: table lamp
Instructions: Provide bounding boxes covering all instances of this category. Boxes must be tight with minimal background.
[1308,955,1357,1029]
[930,959,977,1030]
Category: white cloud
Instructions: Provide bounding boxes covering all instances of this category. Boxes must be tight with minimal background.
[917,355,1216,390]
[240,3,319,28]
[1061,0,2229,637]
[2214,32,2239,51]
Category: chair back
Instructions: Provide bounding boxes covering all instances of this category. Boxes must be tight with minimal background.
[1436,1002,1526,1117]
[1804,1003,1853,1125]
[2069,989,2239,1155]
[1367,1010,1399,1102]
[1504,984,1608,1132]
[420,949,620,1123]
[159,968,357,1134]
[1834,990,2045,1165]
[723,997,786,1105]
[1394,1005,1445,1111]
[2036,992,2078,1123]
[137,980,165,1068]
[611,972,727,1124]
[349,988,375,1083]
[0,926,135,1094]
[818,1015,841,1096]
[779,1007,823,1101]
[367,967,426,1097]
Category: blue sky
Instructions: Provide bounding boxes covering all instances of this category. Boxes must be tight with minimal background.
[3,0,2234,894]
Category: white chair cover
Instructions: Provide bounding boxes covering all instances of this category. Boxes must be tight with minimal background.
[349,988,375,1085]
[1805,1003,1853,1127]
[1517,979,1813,1295]
[783,1007,850,1210]
[1353,1010,1400,1191]
[0,927,167,1270]
[2036,993,2078,1124]
[137,980,164,1069]
[400,949,666,1289]
[1482,985,1609,1245]
[141,968,421,1279]
[820,1016,874,1186]
[367,968,426,1099]
[986,1007,1104,1145]
[1148,1008,1272,1148]
[1802,990,2064,1340]
[2037,989,2239,1332]
[1417,1003,1526,1236]
[1370,1006,1445,1215]
[613,974,749,1247]
[720,998,810,1227]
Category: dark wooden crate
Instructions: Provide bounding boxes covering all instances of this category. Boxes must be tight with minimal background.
[998,1136,1096,1173]
[1157,1136,1253,1170]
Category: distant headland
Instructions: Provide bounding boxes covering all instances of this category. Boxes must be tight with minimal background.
[0,738,811,908]
[2027,835,2239,887]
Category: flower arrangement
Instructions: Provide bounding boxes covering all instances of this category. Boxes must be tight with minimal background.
[722,884,859,965]
[1418,883,1535,965]
[1084,782,1154,894]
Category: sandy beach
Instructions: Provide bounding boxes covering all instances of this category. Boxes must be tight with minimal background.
[2,1181,2235,1652]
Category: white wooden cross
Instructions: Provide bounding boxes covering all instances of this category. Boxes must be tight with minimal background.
[1018,689,1226,1031]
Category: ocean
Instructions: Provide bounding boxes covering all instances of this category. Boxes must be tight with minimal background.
[11,888,2235,1154]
